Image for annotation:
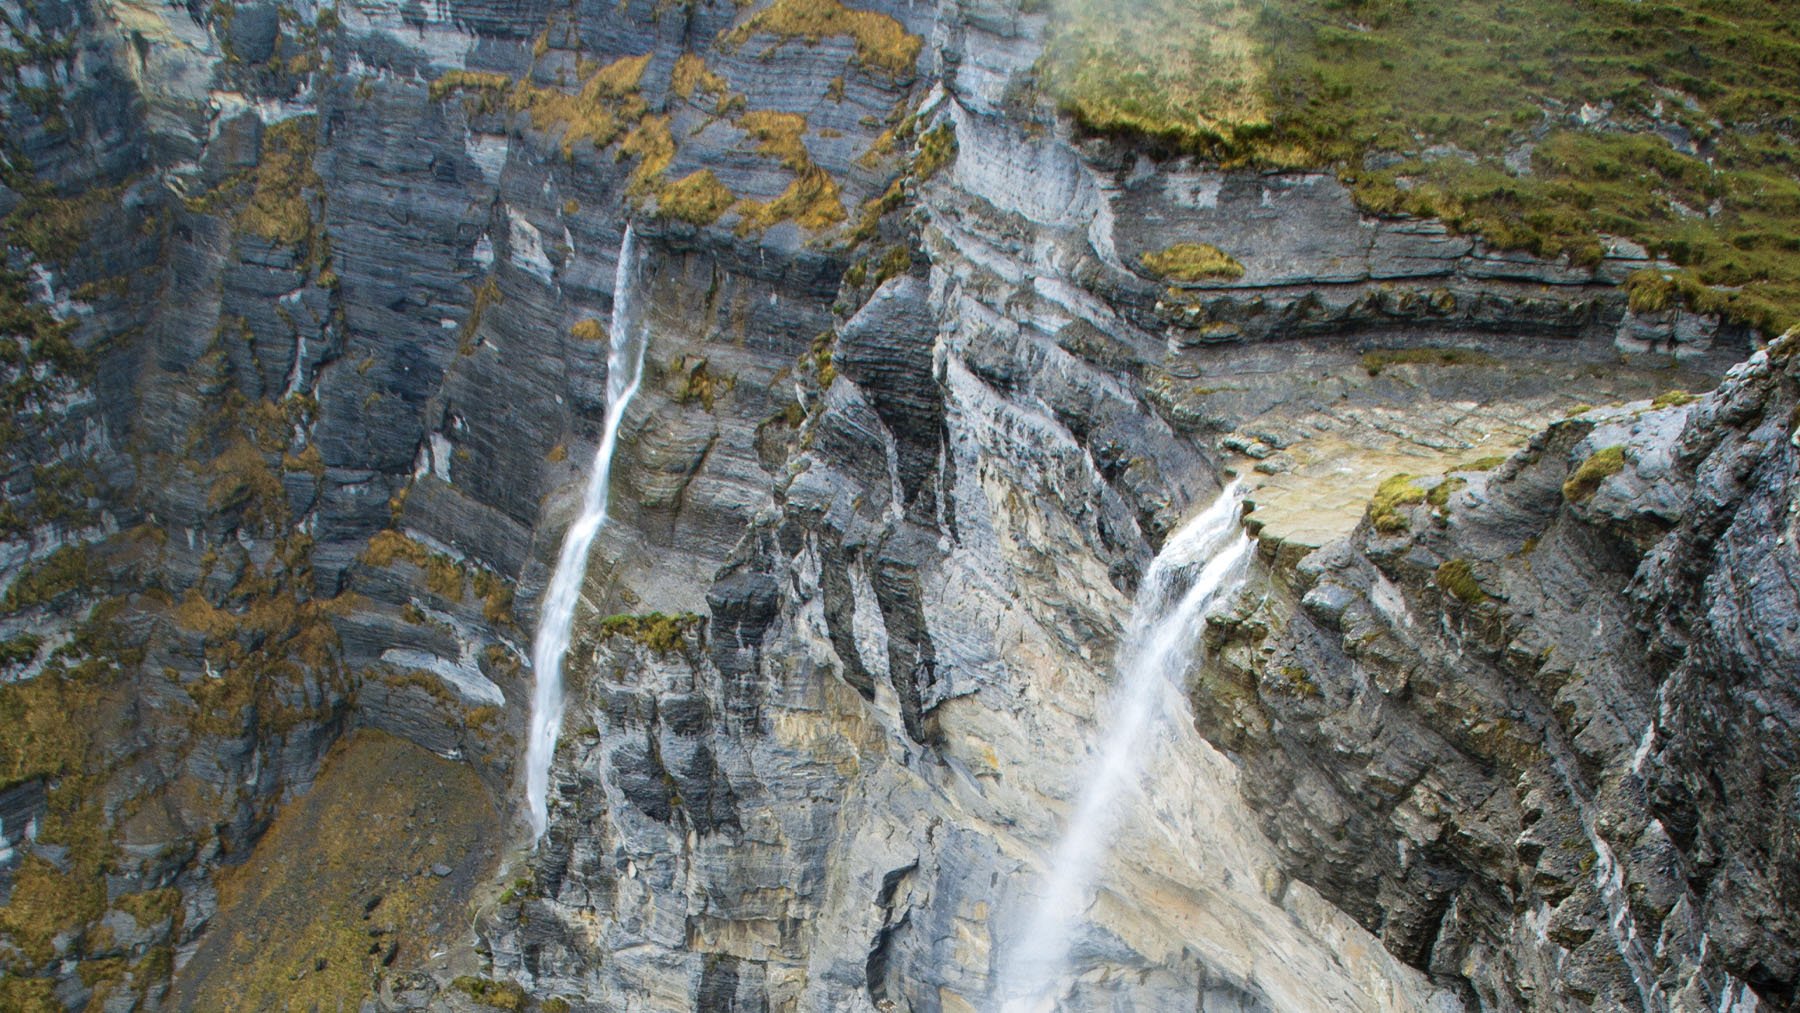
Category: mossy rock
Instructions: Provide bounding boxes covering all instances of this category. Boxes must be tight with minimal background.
[1435,558,1489,604]
[1562,445,1627,502]
[1369,474,1426,534]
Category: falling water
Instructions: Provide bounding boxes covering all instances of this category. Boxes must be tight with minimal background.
[997,480,1253,1010]
[524,224,648,839]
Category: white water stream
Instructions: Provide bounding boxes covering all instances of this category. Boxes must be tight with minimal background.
[998,480,1253,1010]
[524,224,648,839]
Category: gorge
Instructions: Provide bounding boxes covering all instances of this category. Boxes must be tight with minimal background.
[0,0,1794,1009]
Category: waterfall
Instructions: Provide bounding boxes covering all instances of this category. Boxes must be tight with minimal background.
[997,480,1253,1010]
[524,224,648,840]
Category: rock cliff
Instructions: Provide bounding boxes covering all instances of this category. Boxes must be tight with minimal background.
[0,0,1789,1008]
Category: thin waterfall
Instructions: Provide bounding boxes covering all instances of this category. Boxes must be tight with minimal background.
[997,480,1253,1010]
[524,224,648,840]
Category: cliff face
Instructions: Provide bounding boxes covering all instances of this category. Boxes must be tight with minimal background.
[1200,339,1800,1012]
[0,0,1788,1008]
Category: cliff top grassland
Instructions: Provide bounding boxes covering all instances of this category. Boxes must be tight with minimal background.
[1041,0,1800,333]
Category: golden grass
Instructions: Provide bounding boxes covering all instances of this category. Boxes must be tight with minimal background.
[657,169,737,225]
[735,166,846,234]
[239,117,322,248]
[671,53,731,104]
[173,731,500,1012]
[738,110,813,171]
[724,0,922,76]
[1141,242,1244,282]
[621,115,676,194]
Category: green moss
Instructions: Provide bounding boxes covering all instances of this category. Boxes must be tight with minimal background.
[450,976,528,1010]
[4,185,122,263]
[0,633,43,667]
[1650,388,1698,409]
[0,973,60,1011]
[1455,455,1508,472]
[1040,0,1800,334]
[671,356,734,409]
[1369,473,1426,534]
[597,612,704,653]
[1360,347,1501,376]
[1562,444,1627,502]
[913,122,957,179]
[1426,476,1466,509]
[872,244,912,284]
[1275,664,1321,697]
[5,544,98,610]
[1435,558,1489,604]
[808,329,838,387]
[1140,242,1244,282]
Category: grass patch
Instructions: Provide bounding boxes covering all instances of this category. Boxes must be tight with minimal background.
[1141,242,1244,281]
[657,169,737,225]
[723,0,923,77]
[239,118,321,247]
[671,53,735,111]
[1435,558,1489,604]
[1426,476,1466,509]
[621,115,677,194]
[913,122,957,179]
[450,976,528,1011]
[1040,0,1800,333]
[671,356,735,409]
[1562,444,1627,502]
[435,55,652,157]
[1360,346,1501,376]
[1650,388,1698,409]
[597,612,704,653]
[0,633,43,667]
[739,110,814,171]
[360,531,466,602]
[1455,455,1508,472]
[1369,473,1425,534]
[735,166,847,234]
[174,732,499,1011]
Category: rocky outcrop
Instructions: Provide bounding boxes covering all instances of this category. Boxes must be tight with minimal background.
[1198,339,1798,1011]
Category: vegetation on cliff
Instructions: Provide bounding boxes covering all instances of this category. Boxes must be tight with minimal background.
[1041,0,1800,332]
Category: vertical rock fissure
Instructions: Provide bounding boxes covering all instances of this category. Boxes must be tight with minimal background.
[524,224,650,839]
[996,480,1253,1009]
